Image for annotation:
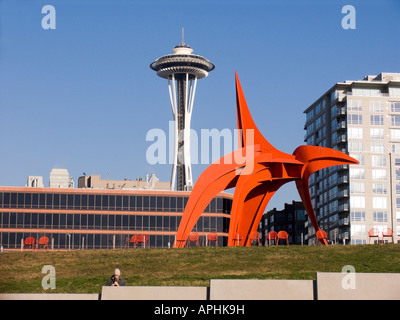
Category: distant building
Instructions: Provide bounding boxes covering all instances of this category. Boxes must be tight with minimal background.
[259,201,307,245]
[303,72,400,244]
[27,176,44,188]
[0,169,232,249]
[49,169,73,189]
[78,174,170,190]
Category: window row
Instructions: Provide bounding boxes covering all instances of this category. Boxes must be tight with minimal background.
[0,212,230,233]
[0,232,229,250]
[0,193,232,214]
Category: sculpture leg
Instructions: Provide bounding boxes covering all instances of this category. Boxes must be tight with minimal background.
[174,146,260,248]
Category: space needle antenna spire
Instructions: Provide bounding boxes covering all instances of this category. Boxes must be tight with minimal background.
[150,29,215,191]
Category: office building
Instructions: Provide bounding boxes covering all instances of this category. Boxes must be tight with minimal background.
[303,72,400,244]
[260,201,307,245]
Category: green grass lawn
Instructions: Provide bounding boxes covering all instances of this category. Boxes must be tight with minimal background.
[0,244,399,293]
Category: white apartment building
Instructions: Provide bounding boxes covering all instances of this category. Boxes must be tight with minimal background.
[303,73,400,244]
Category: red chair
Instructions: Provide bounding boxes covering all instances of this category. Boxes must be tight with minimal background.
[137,234,149,248]
[316,230,328,245]
[24,237,35,250]
[38,236,49,250]
[188,232,200,247]
[277,231,289,246]
[129,235,139,248]
[266,231,278,246]
[249,231,260,246]
[207,233,218,247]
[232,233,243,247]
[368,228,381,244]
[382,228,394,243]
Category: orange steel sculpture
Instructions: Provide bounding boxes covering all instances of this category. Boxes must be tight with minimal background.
[174,72,358,247]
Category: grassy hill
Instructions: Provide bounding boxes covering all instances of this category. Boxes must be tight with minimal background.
[0,244,399,293]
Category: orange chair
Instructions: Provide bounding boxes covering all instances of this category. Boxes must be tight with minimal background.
[137,234,149,248]
[266,231,278,246]
[249,231,260,246]
[232,233,243,247]
[382,228,394,243]
[188,232,200,247]
[24,237,35,250]
[129,235,139,248]
[207,233,218,247]
[277,231,289,246]
[316,230,328,245]
[38,236,49,250]
[368,228,381,244]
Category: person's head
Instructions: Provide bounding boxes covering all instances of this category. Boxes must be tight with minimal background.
[114,268,121,280]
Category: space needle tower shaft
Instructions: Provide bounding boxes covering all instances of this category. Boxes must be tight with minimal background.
[150,29,215,191]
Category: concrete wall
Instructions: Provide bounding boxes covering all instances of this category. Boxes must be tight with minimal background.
[101,286,208,300]
[1,273,399,300]
[316,272,400,300]
[209,279,314,300]
[0,293,99,300]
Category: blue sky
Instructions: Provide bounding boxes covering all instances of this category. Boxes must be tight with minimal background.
[1,0,399,210]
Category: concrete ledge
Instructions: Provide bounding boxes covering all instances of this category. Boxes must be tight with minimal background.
[316,272,400,300]
[0,293,99,300]
[209,279,314,300]
[101,286,208,300]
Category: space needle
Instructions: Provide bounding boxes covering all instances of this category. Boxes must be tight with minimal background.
[150,29,215,191]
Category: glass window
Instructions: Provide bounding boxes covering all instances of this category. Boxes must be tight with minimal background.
[391,102,400,112]
[348,114,362,125]
[136,196,142,211]
[170,197,176,212]
[347,100,362,111]
[177,197,183,212]
[88,195,95,209]
[351,224,366,236]
[81,195,88,210]
[371,142,385,153]
[88,214,94,229]
[102,195,109,210]
[373,197,387,209]
[17,193,25,207]
[350,210,365,221]
[59,214,66,229]
[156,197,163,212]
[122,196,129,211]
[74,194,81,209]
[81,214,87,229]
[372,155,386,167]
[372,169,387,180]
[373,183,387,194]
[60,194,66,209]
[373,211,388,222]
[109,196,115,210]
[67,194,74,209]
[369,101,384,112]
[116,196,122,209]
[163,197,170,212]
[370,114,384,126]
[370,128,384,140]
[348,127,363,139]
[391,115,400,127]
[143,196,149,211]
[31,193,38,209]
[95,195,102,210]
[53,194,60,209]
[350,196,365,208]
[46,193,53,208]
[129,196,136,211]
